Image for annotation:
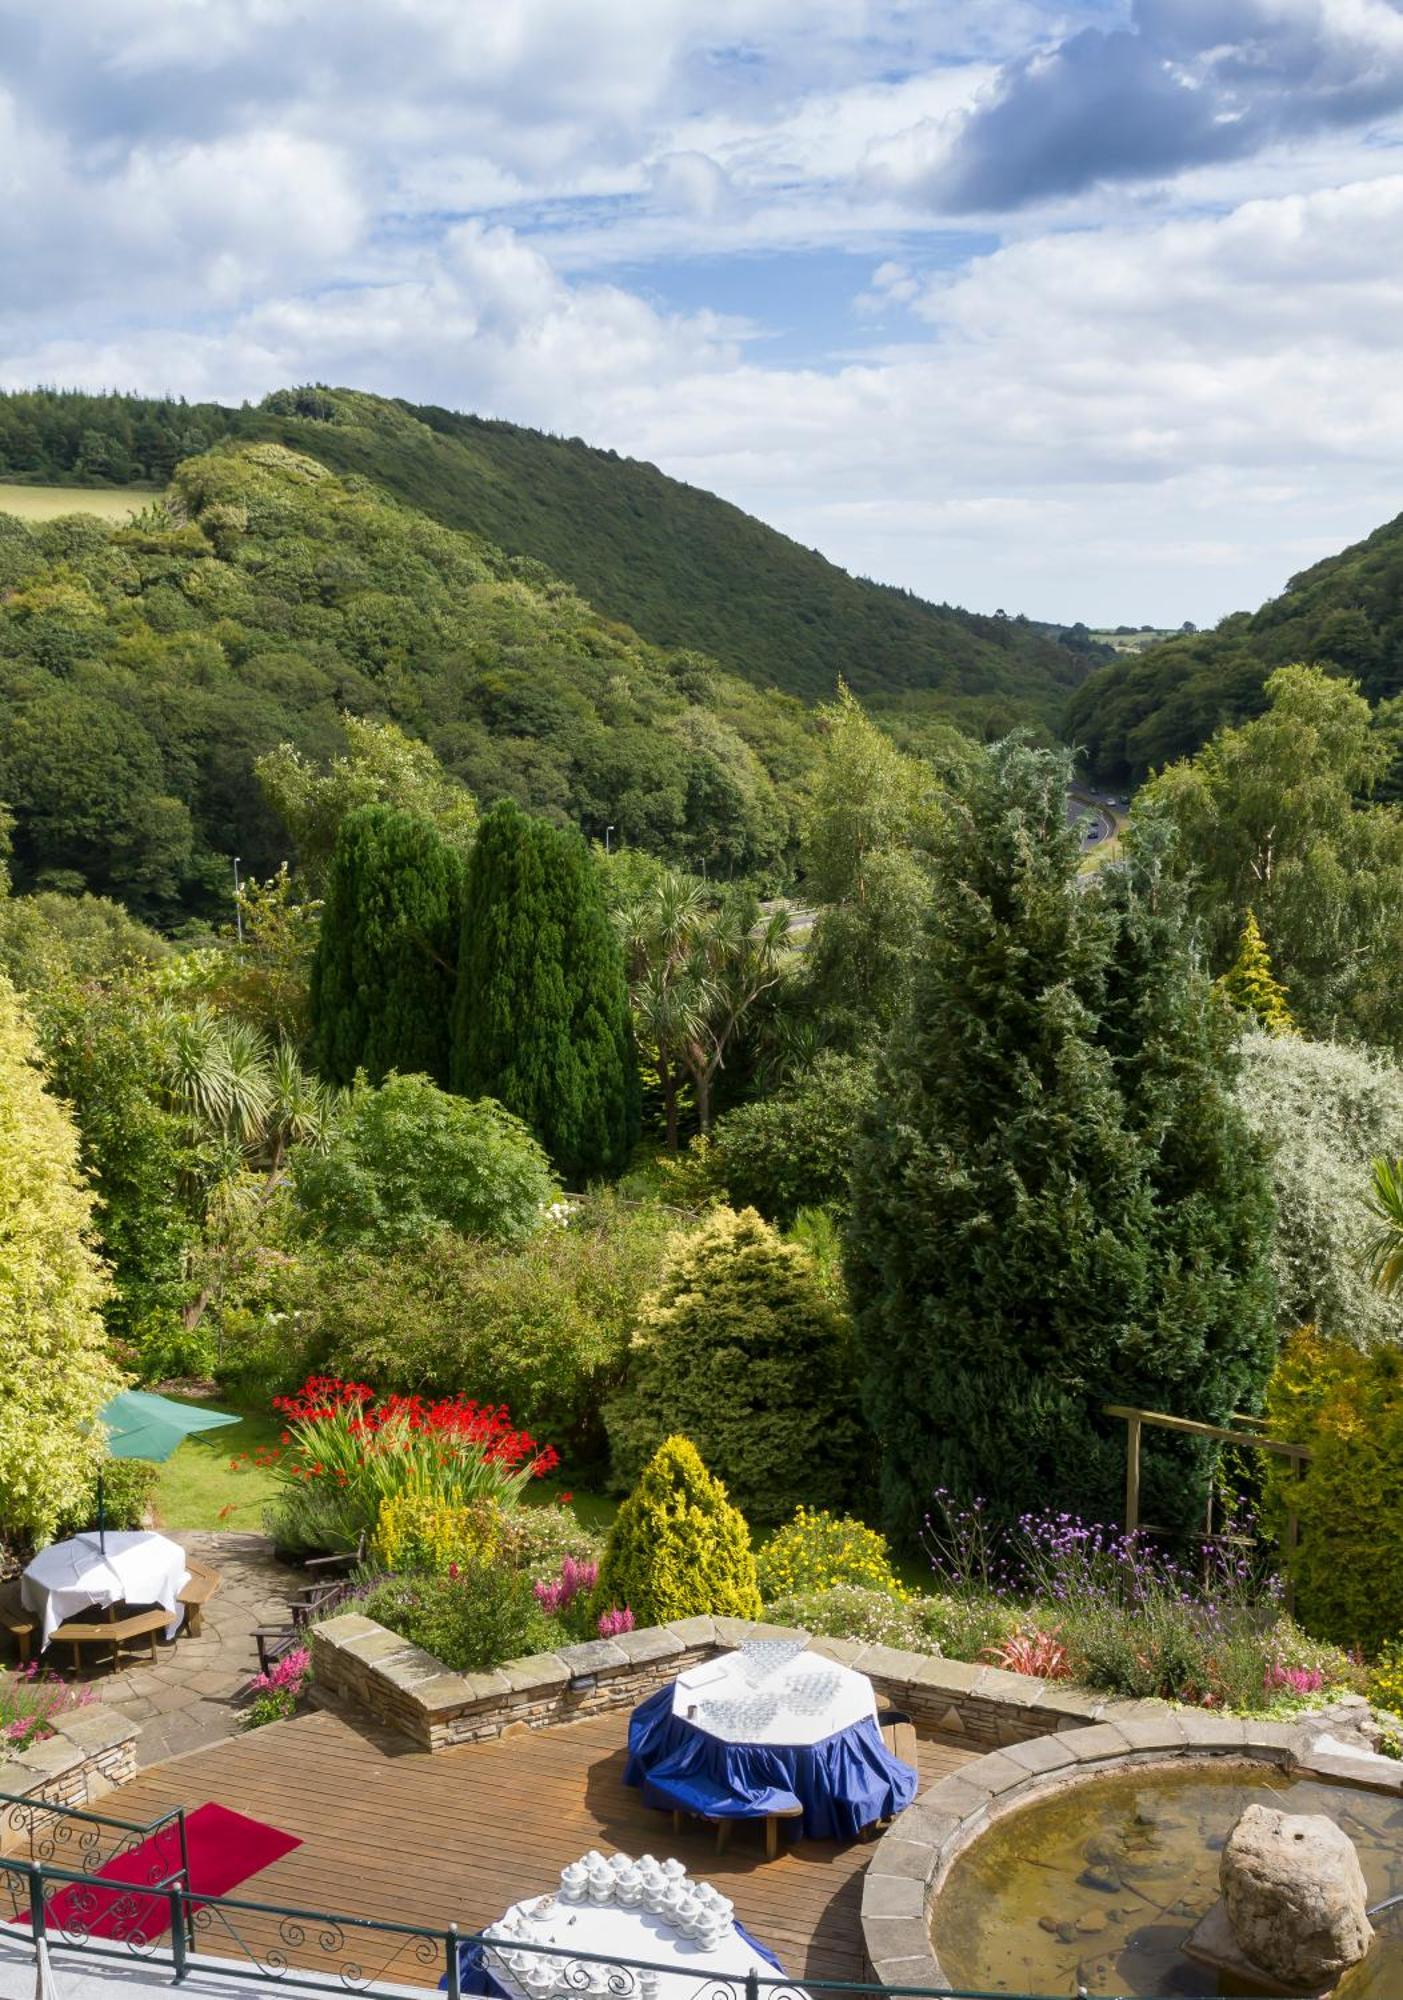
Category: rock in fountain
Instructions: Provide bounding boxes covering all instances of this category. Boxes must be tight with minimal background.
[1219,1804,1373,1990]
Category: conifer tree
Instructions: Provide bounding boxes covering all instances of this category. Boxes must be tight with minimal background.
[846,742,1276,1542]
[1216,910,1296,1034]
[592,1435,762,1625]
[311,805,464,1088]
[451,800,638,1182]
[0,975,123,1539]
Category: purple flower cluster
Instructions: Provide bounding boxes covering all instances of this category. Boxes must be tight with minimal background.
[533,1555,598,1616]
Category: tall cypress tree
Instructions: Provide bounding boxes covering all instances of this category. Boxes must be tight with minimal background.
[311,804,464,1087]
[846,742,1275,1543]
[452,800,639,1182]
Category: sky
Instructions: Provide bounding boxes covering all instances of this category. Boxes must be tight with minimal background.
[4,1,1403,626]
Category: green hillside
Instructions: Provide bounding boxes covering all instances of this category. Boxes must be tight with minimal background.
[1066,511,1403,782]
[0,441,817,922]
[0,386,1091,729]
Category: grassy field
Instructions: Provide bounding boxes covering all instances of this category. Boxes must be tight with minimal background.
[0,481,150,522]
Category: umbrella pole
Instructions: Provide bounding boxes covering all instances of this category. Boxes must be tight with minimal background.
[97,1466,106,1555]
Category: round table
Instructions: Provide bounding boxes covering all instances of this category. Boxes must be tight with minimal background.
[21,1532,191,1649]
[455,1889,785,2000]
[625,1648,918,1842]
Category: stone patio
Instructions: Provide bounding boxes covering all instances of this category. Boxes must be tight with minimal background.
[73,1532,302,1767]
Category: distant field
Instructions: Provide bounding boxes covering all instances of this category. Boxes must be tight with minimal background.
[0,481,150,521]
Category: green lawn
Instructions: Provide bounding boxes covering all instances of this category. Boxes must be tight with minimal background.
[150,1401,285,1533]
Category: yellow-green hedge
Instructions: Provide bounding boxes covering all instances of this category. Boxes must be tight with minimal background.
[592,1435,761,1625]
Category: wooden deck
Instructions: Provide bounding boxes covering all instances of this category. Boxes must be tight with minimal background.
[105,1706,978,1986]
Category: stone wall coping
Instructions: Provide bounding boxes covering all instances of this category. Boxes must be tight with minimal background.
[0,1710,140,1835]
[860,1717,1403,1990]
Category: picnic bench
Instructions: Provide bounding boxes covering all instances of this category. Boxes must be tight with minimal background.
[0,1580,36,1665]
[177,1554,221,1637]
[49,1606,168,1674]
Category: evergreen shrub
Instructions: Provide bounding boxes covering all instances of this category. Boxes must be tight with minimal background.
[1265,1328,1403,1654]
[369,1494,502,1575]
[592,1436,761,1625]
[605,1207,865,1524]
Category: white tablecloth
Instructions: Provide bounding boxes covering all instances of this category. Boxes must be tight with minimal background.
[21,1532,191,1648]
[672,1648,876,1747]
[488,1895,782,2000]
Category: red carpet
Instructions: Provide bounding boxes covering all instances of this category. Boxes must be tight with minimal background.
[38,1802,301,1941]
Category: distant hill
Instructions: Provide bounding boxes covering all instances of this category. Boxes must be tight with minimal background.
[1066,514,1403,783]
[0,386,1094,732]
[0,440,823,922]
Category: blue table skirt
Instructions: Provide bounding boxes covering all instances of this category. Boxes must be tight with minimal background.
[446,1921,784,1995]
[624,1685,919,1844]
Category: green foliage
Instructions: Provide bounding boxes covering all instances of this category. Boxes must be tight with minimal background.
[605,1208,864,1525]
[764,1585,933,1649]
[1141,667,1403,1041]
[1369,1639,1403,1716]
[301,1192,671,1464]
[0,974,124,1540]
[1266,1330,1403,1654]
[1367,1155,1403,1298]
[592,1435,762,1625]
[755,1507,902,1600]
[33,980,196,1350]
[0,892,171,994]
[256,718,478,892]
[302,1193,672,1466]
[57,1457,161,1536]
[847,742,1276,1542]
[368,1493,502,1574]
[1216,912,1296,1034]
[311,804,464,1087]
[0,422,822,919]
[291,1072,552,1252]
[1232,1033,1403,1346]
[700,1052,871,1221]
[357,1564,556,1672]
[501,1505,606,1584]
[1067,506,1403,783]
[452,800,639,1181]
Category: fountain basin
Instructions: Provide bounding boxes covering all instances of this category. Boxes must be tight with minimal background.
[862,1717,1403,1997]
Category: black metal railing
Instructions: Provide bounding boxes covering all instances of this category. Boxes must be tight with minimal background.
[0,1794,1217,2000]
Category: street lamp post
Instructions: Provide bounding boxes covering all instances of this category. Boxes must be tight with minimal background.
[233,856,243,944]
[605,825,615,855]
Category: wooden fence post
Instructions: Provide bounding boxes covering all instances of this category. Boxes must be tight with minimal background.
[1124,1413,1142,1533]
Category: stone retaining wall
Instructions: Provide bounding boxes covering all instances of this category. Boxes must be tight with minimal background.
[310,1613,1131,1756]
[0,1711,141,1855]
[859,1716,1403,1990]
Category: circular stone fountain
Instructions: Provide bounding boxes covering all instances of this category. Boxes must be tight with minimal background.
[861,1714,1403,1998]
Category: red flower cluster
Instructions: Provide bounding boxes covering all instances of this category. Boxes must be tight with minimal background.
[271,1376,560,1478]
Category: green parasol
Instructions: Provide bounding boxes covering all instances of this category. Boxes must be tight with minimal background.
[95,1389,241,1550]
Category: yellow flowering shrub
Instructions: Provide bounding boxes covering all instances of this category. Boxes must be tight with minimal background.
[756,1507,904,1604]
[1370,1640,1403,1718]
[370,1492,502,1575]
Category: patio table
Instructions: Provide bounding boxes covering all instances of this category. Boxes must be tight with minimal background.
[21,1531,191,1649]
[625,1647,918,1843]
[458,1886,786,2000]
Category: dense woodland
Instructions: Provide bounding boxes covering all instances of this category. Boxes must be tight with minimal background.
[0,386,1093,729]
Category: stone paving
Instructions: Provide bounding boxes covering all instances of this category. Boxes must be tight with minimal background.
[71,1532,302,1768]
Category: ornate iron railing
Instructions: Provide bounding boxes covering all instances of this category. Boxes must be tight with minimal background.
[0,1794,1212,2000]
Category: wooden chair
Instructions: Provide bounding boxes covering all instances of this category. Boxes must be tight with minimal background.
[0,1579,36,1666]
[879,1708,918,1768]
[176,1555,221,1637]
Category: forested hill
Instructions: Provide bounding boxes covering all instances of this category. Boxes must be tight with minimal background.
[1065,509,1403,783]
[0,385,1092,729]
[0,441,823,923]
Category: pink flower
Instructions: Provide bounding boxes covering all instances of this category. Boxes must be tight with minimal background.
[597,1606,634,1639]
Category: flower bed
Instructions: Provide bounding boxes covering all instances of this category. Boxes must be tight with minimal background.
[1,1662,95,1752]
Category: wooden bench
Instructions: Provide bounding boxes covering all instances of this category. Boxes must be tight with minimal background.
[177,1555,221,1638]
[0,1580,36,1666]
[880,1709,917,1768]
[651,1773,805,1861]
[50,1607,168,1674]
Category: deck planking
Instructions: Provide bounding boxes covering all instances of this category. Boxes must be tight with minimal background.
[103,1706,979,1985]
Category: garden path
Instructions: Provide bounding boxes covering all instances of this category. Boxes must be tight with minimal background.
[108,1705,980,1981]
[78,1533,299,1767]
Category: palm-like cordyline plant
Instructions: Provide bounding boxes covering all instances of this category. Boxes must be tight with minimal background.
[1368,1155,1403,1296]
